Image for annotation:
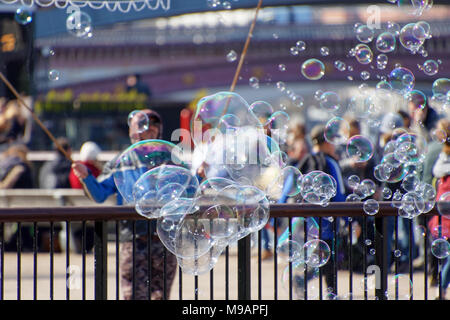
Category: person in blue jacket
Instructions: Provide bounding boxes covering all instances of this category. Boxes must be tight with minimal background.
[278,124,346,296]
[72,109,177,300]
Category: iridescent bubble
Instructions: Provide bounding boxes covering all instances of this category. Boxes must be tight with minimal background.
[399,23,424,53]
[356,24,375,43]
[278,64,286,72]
[48,69,60,81]
[319,92,341,113]
[413,21,431,40]
[324,117,350,145]
[113,141,185,204]
[354,44,373,65]
[346,135,374,162]
[249,77,260,89]
[385,21,401,36]
[301,58,325,80]
[437,191,450,220]
[226,50,237,62]
[377,54,389,70]
[15,8,32,25]
[320,46,330,56]
[405,89,427,110]
[394,133,427,163]
[281,261,320,300]
[431,238,449,259]
[290,46,299,56]
[303,239,331,268]
[276,81,286,92]
[431,128,448,144]
[334,60,346,71]
[296,40,306,51]
[206,0,221,8]
[266,166,302,199]
[382,187,393,199]
[360,179,376,197]
[66,11,92,38]
[415,182,436,213]
[127,110,150,134]
[200,204,238,240]
[432,78,450,97]
[399,191,425,219]
[347,175,360,190]
[388,67,415,93]
[420,59,439,76]
[363,199,379,216]
[394,249,402,258]
[387,274,412,300]
[360,71,370,81]
[277,240,303,263]
[376,32,396,53]
[401,173,421,192]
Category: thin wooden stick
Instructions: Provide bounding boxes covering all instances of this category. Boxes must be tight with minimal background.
[229,0,263,93]
[0,72,73,162]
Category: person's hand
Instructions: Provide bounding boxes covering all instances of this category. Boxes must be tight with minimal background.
[71,162,89,179]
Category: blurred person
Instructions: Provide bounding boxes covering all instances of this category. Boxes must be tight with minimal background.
[69,141,102,189]
[0,144,34,251]
[126,74,152,99]
[0,99,30,148]
[39,137,72,189]
[286,120,310,166]
[71,109,177,300]
[67,141,102,253]
[279,124,347,295]
[408,99,441,142]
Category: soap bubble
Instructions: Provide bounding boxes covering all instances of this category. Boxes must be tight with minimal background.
[301,59,325,80]
[383,187,393,199]
[319,92,341,113]
[432,78,449,97]
[431,238,449,259]
[381,153,407,183]
[399,23,424,53]
[360,71,371,81]
[277,240,303,263]
[176,241,226,276]
[376,32,396,53]
[249,77,260,89]
[334,60,346,72]
[266,166,302,199]
[355,24,374,43]
[296,40,306,51]
[385,21,401,36]
[412,21,431,40]
[113,140,185,204]
[300,171,337,205]
[394,133,427,164]
[387,274,412,300]
[354,44,373,65]
[419,59,439,76]
[48,70,60,81]
[226,50,237,62]
[320,46,330,56]
[347,175,360,190]
[415,182,436,213]
[401,173,420,192]
[399,191,425,219]
[15,8,32,25]
[346,135,374,162]
[66,11,92,38]
[363,199,379,216]
[127,110,150,134]
[281,262,320,300]
[377,54,389,70]
[278,64,286,72]
[303,239,331,268]
[388,67,415,93]
[437,191,450,220]
[324,117,349,145]
[405,90,427,110]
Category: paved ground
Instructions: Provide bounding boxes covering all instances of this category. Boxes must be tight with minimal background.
[1,243,447,300]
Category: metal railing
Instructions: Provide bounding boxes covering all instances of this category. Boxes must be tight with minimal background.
[0,199,447,300]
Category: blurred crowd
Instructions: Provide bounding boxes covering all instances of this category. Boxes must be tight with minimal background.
[0,93,448,297]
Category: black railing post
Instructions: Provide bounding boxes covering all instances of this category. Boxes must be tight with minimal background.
[375,217,388,300]
[94,220,108,300]
[237,234,251,300]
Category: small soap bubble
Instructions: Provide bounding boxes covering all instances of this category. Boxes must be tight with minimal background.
[249,77,260,89]
[320,46,330,56]
[226,50,237,62]
[334,60,346,72]
[48,69,60,81]
[296,41,306,51]
[301,58,325,81]
[15,8,32,25]
[355,24,374,43]
[278,64,286,72]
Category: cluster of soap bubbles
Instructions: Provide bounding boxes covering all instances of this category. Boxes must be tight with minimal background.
[113,92,338,275]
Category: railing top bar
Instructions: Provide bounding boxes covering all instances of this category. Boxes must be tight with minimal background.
[0,202,439,222]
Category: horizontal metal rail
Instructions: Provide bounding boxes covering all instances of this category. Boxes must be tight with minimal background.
[0,202,440,222]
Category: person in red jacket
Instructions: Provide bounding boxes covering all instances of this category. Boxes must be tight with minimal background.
[69,141,101,188]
